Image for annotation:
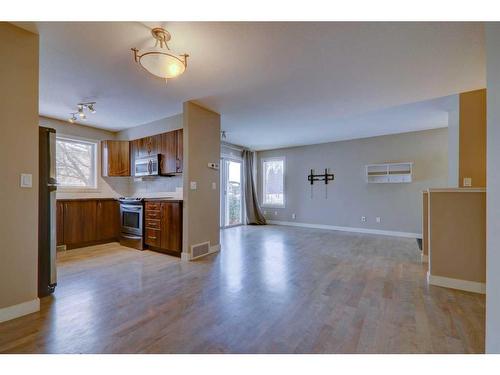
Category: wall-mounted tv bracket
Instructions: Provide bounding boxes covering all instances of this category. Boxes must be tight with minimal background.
[308,169,334,185]
[308,169,334,199]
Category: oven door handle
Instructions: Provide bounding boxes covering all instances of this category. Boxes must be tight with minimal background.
[121,205,143,211]
[121,234,142,240]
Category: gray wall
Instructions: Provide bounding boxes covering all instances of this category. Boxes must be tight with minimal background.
[486,23,500,353]
[257,128,448,235]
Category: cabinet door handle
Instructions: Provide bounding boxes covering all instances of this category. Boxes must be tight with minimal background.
[149,236,157,240]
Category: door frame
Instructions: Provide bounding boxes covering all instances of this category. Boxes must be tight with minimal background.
[220,157,243,229]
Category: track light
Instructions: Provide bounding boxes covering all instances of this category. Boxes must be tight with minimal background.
[68,102,97,124]
[68,113,78,123]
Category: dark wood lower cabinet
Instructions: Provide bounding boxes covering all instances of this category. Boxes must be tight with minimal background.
[96,200,120,241]
[145,200,182,255]
[57,199,120,249]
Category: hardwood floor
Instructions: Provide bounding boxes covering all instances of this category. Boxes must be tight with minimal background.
[0,225,485,353]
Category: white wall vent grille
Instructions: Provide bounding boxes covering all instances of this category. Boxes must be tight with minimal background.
[191,241,210,259]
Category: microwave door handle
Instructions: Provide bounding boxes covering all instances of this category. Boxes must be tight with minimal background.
[148,160,152,174]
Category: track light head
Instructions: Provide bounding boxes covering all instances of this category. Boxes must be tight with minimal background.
[68,113,77,123]
[88,103,96,114]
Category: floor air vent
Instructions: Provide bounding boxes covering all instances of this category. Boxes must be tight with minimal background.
[191,241,210,259]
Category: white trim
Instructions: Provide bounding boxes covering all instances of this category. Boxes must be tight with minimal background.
[182,244,221,261]
[268,220,421,239]
[427,188,486,193]
[0,298,40,323]
[427,272,486,294]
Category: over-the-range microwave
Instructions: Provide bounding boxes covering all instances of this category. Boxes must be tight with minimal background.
[134,155,161,176]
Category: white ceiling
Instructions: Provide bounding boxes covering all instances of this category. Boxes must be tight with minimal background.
[28,22,485,150]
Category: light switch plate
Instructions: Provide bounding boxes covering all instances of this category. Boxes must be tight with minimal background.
[190,181,197,190]
[212,182,217,190]
[376,217,381,223]
[463,177,472,187]
[20,173,32,188]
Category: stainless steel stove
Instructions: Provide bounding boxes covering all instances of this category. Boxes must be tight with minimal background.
[118,197,144,250]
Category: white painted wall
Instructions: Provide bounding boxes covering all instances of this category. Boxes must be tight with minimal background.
[116,113,182,140]
[486,23,500,354]
[257,128,448,236]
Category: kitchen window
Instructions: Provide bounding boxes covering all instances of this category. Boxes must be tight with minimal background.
[262,157,285,207]
[56,136,98,189]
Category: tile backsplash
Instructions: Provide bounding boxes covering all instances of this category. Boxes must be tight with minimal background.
[128,175,183,196]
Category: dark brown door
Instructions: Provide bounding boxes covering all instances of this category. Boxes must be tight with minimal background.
[159,131,177,174]
[176,129,183,173]
[102,140,130,177]
[160,202,182,253]
[96,200,120,241]
[63,201,97,246]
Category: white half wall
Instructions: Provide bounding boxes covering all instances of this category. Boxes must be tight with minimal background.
[486,23,500,354]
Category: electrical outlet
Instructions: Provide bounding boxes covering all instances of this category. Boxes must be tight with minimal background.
[291,213,296,220]
[376,217,381,223]
[463,177,472,187]
[361,216,367,222]
[190,181,197,190]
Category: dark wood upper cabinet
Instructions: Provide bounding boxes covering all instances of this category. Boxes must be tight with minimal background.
[124,129,183,177]
[176,129,183,173]
[159,131,177,174]
[134,136,159,159]
[102,140,130,177]
[96,200,120,241]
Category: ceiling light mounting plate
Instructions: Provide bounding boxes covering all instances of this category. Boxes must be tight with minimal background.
[151,27,171,44]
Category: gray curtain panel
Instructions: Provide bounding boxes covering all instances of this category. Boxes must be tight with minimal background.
[243,150,267,225]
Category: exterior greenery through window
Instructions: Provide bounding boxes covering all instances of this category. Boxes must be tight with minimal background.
[56,137,97,189]
[227,161,242,225]
[262,157,285,207]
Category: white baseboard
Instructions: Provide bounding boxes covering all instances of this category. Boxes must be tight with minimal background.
[0,298,40,323]
[427,272,486,294]
[182,244,221,261]
[421,253,429,263]
[267,220,421,239]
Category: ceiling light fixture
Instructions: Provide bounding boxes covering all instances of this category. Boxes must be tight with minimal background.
[131,27,189,84]
[67,102,96,123]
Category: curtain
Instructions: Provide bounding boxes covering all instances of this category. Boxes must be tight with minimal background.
[243,150,267,225]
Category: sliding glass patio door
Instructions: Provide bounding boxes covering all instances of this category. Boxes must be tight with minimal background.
[220,159,243,228]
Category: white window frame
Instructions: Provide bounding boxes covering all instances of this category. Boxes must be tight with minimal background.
[261,156,286,208]
[56,135,99,192]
